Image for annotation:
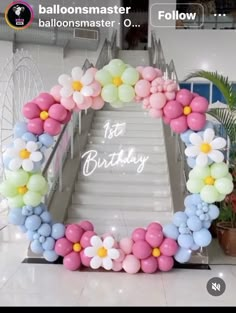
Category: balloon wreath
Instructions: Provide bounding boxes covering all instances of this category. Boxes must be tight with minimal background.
[0,59,233,273]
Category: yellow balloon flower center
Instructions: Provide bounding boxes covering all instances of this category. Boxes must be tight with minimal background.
[183,106,192,115]
[19,149,31,159]
[152,247,161,257]
[113,76,123,87]
[72,80,83,91]
[204,176,215,185]
[97,247,107,258]
[40,111,49,121]
[73,243,82,252]
[18,186,28,195]
[200,143,212,153]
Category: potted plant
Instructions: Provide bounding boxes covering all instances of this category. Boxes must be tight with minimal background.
[185,70,236,255]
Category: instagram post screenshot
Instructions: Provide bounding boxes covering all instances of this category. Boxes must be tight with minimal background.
[0,0,236,307]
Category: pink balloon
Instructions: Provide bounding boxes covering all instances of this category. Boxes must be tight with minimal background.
[23,102,41,119]
[145,229,164,248]
[132,228,146,242]
[65,224,84,243]
[116,249,125,263]
[50,85,62,102]
[143,97,150,107]
[157,85,163,92]
[122,255,141,274]
[55,238,72,256]
[61,97,75,110]
[150,86,158,93]
[48,104,67,122]
[150,93,167,109]
[34,93,55,111]
[86,67,97,77]
[61,110,72,124]
[147,222,163,232]
[157,255,174,272]
[141,256,158,273]
[119,238,134,254]
[27,118,44,135]
[154,68,163,77]
[44,118,61,136]
[77,96,92,110]
[142,66,158,81]
[170,116,188,134]
[187,112,206,131]
[135,80,151,98]
[165,91,176,101]
[149,108,163,119]
[132,240,152,259]
[160,238,178,256]
[63,251,81,271]
[80,250,91,267]
[135,95,142,102]
[163,100,183,119]
[91,96,104,110]
[78,220,94,232]
[80,231,96,248]
[136,66,144,75]
[90,81,102,97]
[176,89,193,106]
[166,83,177,92]
[190,96,209,113]
[112,261,123,272]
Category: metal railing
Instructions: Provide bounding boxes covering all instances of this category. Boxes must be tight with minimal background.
[43,37,113,207]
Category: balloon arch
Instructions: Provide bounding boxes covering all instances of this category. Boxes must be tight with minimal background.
[0,59,233,274]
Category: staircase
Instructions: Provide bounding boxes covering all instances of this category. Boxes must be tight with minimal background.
[66,51,174,238]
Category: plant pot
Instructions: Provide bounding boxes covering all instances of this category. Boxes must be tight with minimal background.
[216,222,236,256]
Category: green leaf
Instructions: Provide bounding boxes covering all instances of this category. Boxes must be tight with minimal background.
[207,108,236,145]
[185,71,236,110]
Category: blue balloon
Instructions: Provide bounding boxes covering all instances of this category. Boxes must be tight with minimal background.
[38,223,51,237]
[173,212,188,227]
[187,215,202,232]
[25,215,41,231]
[42,237,55,251]
[33,233,40,240]
[163,223,179,240]
[22,132,37,142]
[187,157,196,169]
[27,230,36,240]
[14,122,27,138]
[174,247,192,263]
[178,234,194,249]
[19,225,27,233]
[8,208,26,225]
[180,129,194,145]
[184,194,201,207]
[40,211,52,223]
[203,121,214,130]
[191,243,200,251]
[22,205,34,216]
[51,223,65,240]
[34,204,46,216]
[30,239,44,254]
[193,229,212,247]
[39,236,46,243]
[43,250,59,262]
[39,133,54,148]
[185,205,197,217]
[3,156,11,168]
[208,204,220,220]
[203,221,211,229]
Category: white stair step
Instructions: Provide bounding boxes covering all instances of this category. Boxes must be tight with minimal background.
[94,116,161,125]
[92,122,163,131]
[72,194,172,209]
[78,173,170,185]
[95,111,149,118]
[75,182,171,197]
[87,136,164,145]
[89,129,163,138]
[84,144,166,153]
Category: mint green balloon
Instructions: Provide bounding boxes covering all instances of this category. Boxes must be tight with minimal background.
[111,101,124,108]
[211,162,228,179]
[41,182,49,196]
[200,186,219,204]
[101,84,118,103]
[215,177,234,195]
[118,84,135,102]
[187,178,204,193]
[8,195,24,209]
[225,173,233,181]
[0,181,17,197]
[7,169,29,187]
[121,68,139,85]
[217,193,226,202]
[95,69,112,86]
[23,191,41,207]
[191,166,210,179]
[27,174,46,192]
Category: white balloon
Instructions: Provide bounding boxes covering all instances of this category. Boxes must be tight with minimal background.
[81,72,94,85]
[9,158,22,171]
[211,138,227,149]
[22,159,34,172]
[108,248,119,260]
[58,74,72,86]
[185,146,199,157]
[91,236,103,248]
[189,133,202,145]
[71,67,83,81]
[30,151,43,162]
[103,236,114,249]
[14,138,26,150]
[90,256,102,269]
[81,86,94,97]
[209,150,224,163]
[196,153,208,167]
[26,141,38,153]
[203,128,215,143]
[102,257,113,270]
[84,247,96,258]
[60,86,73,98]
[73,91,84,105]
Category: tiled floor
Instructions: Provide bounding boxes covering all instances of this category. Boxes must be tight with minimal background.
[0,214,236,306]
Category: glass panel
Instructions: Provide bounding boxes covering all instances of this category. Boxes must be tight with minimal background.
[193,83,210,100]
[212,85,226,103]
